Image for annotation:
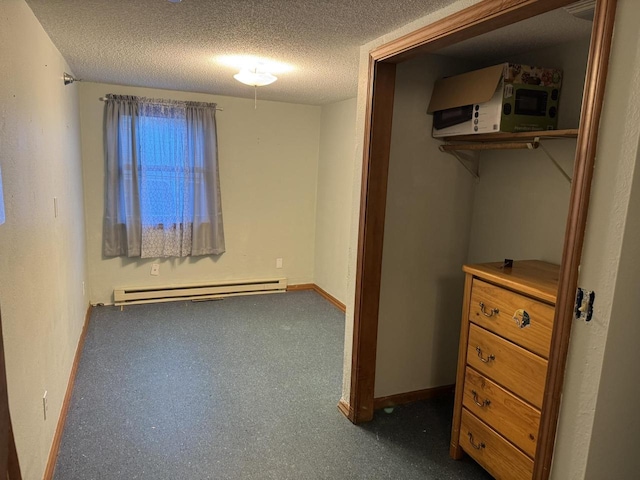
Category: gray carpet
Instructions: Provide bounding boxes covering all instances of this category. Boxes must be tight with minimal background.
[54,290,491,480]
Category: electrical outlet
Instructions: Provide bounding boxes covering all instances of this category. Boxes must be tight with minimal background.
[43,390,48,421]
[276,258,283,269]
[150,263,160,276]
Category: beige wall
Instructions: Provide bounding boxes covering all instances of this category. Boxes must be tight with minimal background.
[343,0,640,478]
[374,55,476,397]
[466,139,575,264]
[314,98,357,304]
[79,83,321,304]
[0,1,88,478]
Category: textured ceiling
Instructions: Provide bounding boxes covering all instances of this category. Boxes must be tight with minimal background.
[25,1,593,106]
[24,0,458,105]
[436,8,593,62]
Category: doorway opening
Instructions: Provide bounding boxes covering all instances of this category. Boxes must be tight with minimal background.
[344,1,617,479]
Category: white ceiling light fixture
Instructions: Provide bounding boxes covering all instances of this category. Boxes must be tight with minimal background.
[233,68,278,87]
[217,55,294,75]
[233,66,277,109]
[217,55,293,108]
[230,61,282,108]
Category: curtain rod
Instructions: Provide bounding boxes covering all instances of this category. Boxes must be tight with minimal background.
[98,97,223,111]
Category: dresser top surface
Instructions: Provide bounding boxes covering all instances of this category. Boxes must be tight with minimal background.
[463,260,560,304]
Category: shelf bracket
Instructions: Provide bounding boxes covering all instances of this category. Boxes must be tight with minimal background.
[538,140,572,183]
[438,135,573,183]
[439,145,479,180]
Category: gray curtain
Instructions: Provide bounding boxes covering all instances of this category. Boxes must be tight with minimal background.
[103,94,225,258]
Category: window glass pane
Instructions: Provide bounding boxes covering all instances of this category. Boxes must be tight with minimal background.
[119,113,193,227]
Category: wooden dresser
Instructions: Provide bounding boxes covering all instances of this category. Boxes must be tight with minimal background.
[450,260,559,480]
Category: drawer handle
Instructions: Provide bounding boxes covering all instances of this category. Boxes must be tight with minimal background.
[475,346,495,363]
[479,302,499,317]
[467,432,486,450]
[471,390,491,408]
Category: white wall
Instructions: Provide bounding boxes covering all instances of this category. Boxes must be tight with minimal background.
[343,0,640,478]
[79,82,321,304]
[0,1,88,478]
[584,116,640,479]
[314,98,357,304]
[374,55,476,397]
[552,2,640,477]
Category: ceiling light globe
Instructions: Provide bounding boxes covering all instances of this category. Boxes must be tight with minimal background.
[233,69,278,87]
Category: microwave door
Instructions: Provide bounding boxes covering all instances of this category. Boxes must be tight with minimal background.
[515,89,548,116]
[433,105,474,130]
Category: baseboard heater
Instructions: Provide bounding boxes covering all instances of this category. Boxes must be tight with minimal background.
[114,278,287,306]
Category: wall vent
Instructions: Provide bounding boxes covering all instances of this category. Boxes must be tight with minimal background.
[563,0,596,21]
[113,278,287,306]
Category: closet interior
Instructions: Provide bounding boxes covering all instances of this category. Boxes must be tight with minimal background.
[373,5,594,478]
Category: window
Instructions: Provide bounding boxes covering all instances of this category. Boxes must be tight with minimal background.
[103,95,225,258]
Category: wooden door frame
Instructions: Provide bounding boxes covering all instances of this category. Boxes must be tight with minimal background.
[344,1,617,479]
[1,308,22,480]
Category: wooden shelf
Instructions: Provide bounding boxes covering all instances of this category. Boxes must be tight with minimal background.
[438,129,577,183]
[443,129,579,143]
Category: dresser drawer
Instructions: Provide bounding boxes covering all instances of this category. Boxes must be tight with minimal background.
[460,408,533,480]
[469,279,554,358]
[467,324,547,408]
[462,367,540,458]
